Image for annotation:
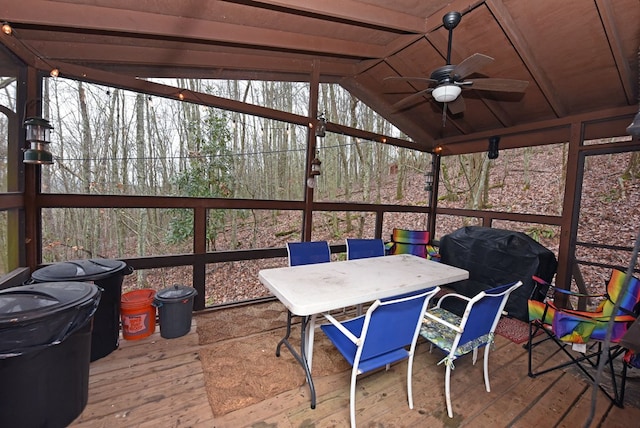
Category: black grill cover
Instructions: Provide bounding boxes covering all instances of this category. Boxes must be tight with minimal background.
[439,226,557,321]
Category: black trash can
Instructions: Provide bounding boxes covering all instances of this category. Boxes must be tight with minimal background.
[154,285,197,339]
[31,258,133,361]
[0,281,101,428]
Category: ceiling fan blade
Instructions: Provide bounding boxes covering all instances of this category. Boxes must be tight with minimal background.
[447,96,465,114]
[391,87,434,110]
[467,78,529,93]
[452,53,494,79]
[383,76,437,85]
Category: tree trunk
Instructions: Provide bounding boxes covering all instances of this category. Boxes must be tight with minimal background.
[134,92,147,284]
[624,151,640,179]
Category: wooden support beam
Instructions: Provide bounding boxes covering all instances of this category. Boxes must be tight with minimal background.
[595,0,636,104]
[241,0,427,33]
[2,0,386,58]
[486,0,568,117]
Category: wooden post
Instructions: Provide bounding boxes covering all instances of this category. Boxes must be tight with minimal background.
[428,153,441,242]
[555,122,584,307]
[302,62,320,242]
[24,66,42,270]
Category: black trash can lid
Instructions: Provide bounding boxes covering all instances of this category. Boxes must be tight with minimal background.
[31,258,128,282]
[155,284,197,302]
[0,282,101,355]
[0,282,99,325]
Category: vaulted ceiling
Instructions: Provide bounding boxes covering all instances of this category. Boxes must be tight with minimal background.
[1,0,639,154]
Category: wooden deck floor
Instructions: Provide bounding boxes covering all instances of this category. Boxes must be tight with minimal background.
[70,309,640,428]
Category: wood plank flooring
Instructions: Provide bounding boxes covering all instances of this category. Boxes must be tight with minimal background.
[70,319,215,427]
[70,310,640,428]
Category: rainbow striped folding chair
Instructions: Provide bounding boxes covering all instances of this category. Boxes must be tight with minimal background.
[385,228,439,260]
[526,268,640,406]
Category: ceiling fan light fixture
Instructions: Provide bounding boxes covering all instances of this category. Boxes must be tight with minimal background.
[432,85,461,103]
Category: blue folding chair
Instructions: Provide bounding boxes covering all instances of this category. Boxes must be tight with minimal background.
[282,241,331,334]
[321,287,440,428]
[287,241,331,267]
[275,241,331,407]
[420,281,522,418]
[346,238,385,315]
[346,238,385,260]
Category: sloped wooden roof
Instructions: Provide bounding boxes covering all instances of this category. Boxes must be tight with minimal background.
[1,0,638,153]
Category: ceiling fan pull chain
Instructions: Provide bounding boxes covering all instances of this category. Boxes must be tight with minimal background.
[442,103,448,127]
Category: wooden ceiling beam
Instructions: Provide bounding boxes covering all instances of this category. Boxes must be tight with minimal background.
[23,40,358,78]
[238,0,427,33]
[486,0,567,117]
[357,1,488,77]
[437,126,572,157]
[424,0,488,32]
[18,58,415,152]
[0,27,38,66]
[2,1,385,59]
[381,34,428,62]
[352,35,425,76]
[436,104,637,149]
[595,0,636,104]
[340,76,434,150]
[97,66,343,84]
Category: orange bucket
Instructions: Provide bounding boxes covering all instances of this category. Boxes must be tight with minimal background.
[120,289,156,340]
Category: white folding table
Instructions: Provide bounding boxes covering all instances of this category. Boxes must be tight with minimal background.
[258,253,469,408]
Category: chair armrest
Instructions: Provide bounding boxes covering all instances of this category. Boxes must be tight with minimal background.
[552,287,603,299]
[323,313,360,345]
[435,292,472,309]
[556,307,636,323]
[531,276,604,300]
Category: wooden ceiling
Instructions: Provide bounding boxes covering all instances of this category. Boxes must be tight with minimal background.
[1,0,639,154]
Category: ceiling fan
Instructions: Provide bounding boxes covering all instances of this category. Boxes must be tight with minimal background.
[385,11,529,124]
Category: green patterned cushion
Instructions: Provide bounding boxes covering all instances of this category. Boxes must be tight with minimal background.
[420,307,493,357]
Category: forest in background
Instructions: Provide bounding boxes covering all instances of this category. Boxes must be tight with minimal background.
[37,77,430,264]
[1,76,639,307]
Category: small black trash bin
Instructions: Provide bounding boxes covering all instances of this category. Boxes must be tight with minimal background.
[0,281,101,428]
[31,258,133,361]
[154,285,197,339]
